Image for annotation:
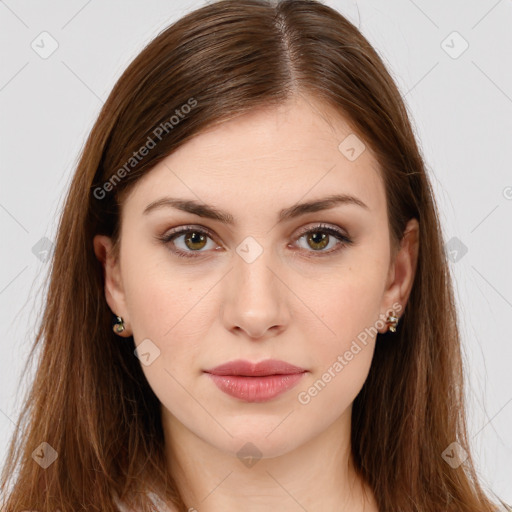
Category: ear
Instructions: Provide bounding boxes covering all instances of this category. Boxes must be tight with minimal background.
[93,234,132,337]
[378,218,419,333]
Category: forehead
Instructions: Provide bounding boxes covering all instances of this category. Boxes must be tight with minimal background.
[122,94,385,220]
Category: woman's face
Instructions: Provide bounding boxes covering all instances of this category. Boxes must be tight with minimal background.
[95,94,417,460]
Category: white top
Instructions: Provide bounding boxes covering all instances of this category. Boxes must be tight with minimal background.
[114,490,178,512]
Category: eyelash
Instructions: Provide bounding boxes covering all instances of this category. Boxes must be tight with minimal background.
[157,223,353,260]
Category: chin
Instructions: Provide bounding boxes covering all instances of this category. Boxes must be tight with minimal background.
[201,421,308,461]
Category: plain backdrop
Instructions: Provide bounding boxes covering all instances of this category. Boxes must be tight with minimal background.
[1,0,511,503]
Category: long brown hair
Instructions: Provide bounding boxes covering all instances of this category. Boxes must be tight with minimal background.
[1,1,508,510]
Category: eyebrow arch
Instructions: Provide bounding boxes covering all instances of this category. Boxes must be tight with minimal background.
[143,193,368,224]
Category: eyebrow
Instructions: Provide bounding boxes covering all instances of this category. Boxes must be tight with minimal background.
[143,193,368,224]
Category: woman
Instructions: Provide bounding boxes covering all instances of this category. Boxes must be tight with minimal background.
[0,0,509,510]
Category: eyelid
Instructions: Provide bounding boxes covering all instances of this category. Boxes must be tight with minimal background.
[158,222,353,258]
[293,222,349,239]
[162,224,220,245]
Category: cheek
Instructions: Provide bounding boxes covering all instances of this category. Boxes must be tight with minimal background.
[120,244,219,378]
[294,278,382,419]
[120,256,213,414]
[121,238,202,337]
[294,250,388,408]
[303,261,387,351]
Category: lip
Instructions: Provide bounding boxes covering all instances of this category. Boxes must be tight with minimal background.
[205,359,307,377]
[203,359,307,403]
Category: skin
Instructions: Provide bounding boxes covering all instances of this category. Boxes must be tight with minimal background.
[94,93,419,511]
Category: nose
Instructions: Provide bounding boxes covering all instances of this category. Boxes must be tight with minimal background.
[220,246,291,341]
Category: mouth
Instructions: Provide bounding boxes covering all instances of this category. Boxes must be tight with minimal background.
[203,359,308,402]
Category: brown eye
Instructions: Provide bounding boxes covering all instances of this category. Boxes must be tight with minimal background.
[294,224,353,256]
[305,231,330,251]
[183,231,208,251]
[160,227,218,259]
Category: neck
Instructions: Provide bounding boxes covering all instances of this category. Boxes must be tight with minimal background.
[161,406,378,512]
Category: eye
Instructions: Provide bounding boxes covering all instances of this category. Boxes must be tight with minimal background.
[157,223,353,259]
[292,223,353,257]
[158,226,220,259]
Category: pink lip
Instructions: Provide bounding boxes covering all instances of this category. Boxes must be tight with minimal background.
[204,359,307,403]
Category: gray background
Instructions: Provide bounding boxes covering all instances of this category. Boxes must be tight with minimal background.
[1,0,511,502]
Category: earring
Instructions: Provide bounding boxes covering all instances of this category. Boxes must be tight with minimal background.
[386,313,400,333]
[113,315,125,334]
